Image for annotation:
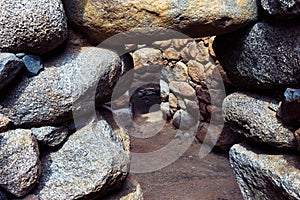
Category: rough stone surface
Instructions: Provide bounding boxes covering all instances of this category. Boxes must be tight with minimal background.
[103,175,144,200]
[0,129,40,197]
[64,0,260,43]
[22,55,43,76]
[223,92,296,149]
[164,48,181,61]
[33,117,130,200]
[0,114,11,132]
[173,110,197,130]
[0,0,68,54]
[187,60,205,83]
[173,61,188,81]
[169,81,196,99]
[31,126,69,147]
[213,19,300,89]
[230,143,300,200]
[132,48,163,68]
[0,46,122,127]
[261,0,300,18]
[0,53,24,91]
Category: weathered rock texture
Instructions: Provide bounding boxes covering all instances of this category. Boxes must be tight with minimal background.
[0,0,68,54]
[0,129,40,197]
[0,53,24,91]
[261,0,300,18]
[33,117,130,200]
[31,126,69,147]
[0,46,122,127]
[64,0,260,43]
[223,92,296,149]
[230,143,300,200]
[213,19,300,90]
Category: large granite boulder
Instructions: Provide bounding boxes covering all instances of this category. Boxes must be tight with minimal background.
[0,46,122,127]
[223,92,296,149]
[0,129,40,197]
[32,117,130,200]
[213,19,300,90]
[230,143,300,200]
[0,0,68,54]
[64,0,260,43]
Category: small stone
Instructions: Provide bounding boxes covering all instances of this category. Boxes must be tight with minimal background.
[164,47,181,61]
[184,99,199,115]
[16,53,26,59]
[178,100,186,110]
[169,93,178,108]
[152,40,172,49]
[195,85,211,104]
[172,39,191,50]
[0,53,24,90]
[22,55,43,76]
[0,129,41,197]
[187,60,205,83]
[132,48,163,68]
[173,61,188,81]
[173,110,197,130]
[230,143,300,199]
[0,114,10,132]
[70,39,82,46]
[223,92,297,149]
[160,102,171,120]
[195,41,210,63]
[169,81,196,99]
[31,126,69,147]
[160,80,169,101]
[33,117,129,200]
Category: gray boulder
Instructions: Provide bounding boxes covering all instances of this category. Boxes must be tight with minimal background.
[31,126,69,147]
[0,0,68,54]
[213,19,300,90]
[223,92,296,149]
[0,46,122,127]
[0,129,40,197]
[230,143,300,200]
[0,53,24,90]
[33,117,130,200]
[261,0,300,18]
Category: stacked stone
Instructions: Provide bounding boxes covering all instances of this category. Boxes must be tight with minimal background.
[1,0,297,199]
[131,38,229,140]
[0,1,131,199]
[213,0,300,199]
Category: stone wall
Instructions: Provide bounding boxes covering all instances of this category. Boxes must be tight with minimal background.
[0,0,299,199]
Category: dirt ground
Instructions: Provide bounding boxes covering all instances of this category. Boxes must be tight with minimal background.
[128,110,243,200]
